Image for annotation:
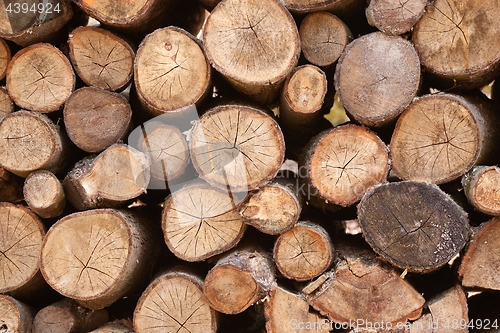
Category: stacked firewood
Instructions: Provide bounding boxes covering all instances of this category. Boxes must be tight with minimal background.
[1,0,500,332]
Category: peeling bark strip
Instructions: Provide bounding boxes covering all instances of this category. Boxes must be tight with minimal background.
[299,12,352,68]
[281,0,364,16]
[63,87,132,153]
[203,0,300,105]
[0,295,35,333]
[32,298,109,333]
[274,222,333,281]
[162,184,246,262]
[334,32,420,127]
[68,27,135,92]
[0,87,14,118]
[0,38,10,80]
[24,170,66,219]
[390,93,500,184]
[365,0,427,36]
[204,249,275,314]
[0,167,23,203]
[190,104,285,192]
[299,124,389,211]
[358,181,470,273]
[413,0,500,89]
[134,26,211,116]
[6,43,75,113]
[63,144,150,210]
[459,217,500,291]
[0,203,45,296]
[0,111,68,178]
[40,209,157,310]
[462,166,500,216]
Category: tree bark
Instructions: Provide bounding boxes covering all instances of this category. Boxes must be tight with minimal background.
[161,183,246,262]
[390,93,500,184]
[133,270,218,333]
[0,87,14,119]
[23,170,66,219]
[365,0,427,36]
[299,12,352,68]
[0,167,23,203]
[134,26,211,116]
[0,110,69,177]
[273,222,333,281]
[203,0,300,105]
[40,209,157,310]
[32,298,109,333]
[68,27,135,92]
[203,248,275,314]
[0,295,35,333]
[299,124,390,212]
[63,144,150,210]
[412,0,500,89]
[63,87,132,153]
[334,31,421,127]
[358,181,470,273]
[462,166,500,216]
[6,43,75,113]
[0,38,10,80]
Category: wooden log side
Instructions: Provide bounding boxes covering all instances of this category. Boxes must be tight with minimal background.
[0,87,14,119]
[462,166,500,216]
[0,295,35,333]
[365,0,427,36]
[23,170,66,219]
[0,38,10,80]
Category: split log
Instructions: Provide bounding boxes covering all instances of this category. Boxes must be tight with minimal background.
[0,295,35,333]
[161,183,246,262]
[134,26,211,116]
[68,27,135,92]
[458,217,500,291]
[334,31,420,127]
[134,270,218,333]
[302,239,425,328]
[281,0,364,17]
[6,43,75,112]
[0,203,46,297]
[390,93,500,184]
[0,110,68,177]
[32,298,109,333]
[299,12,352,68]
[0,87,14,118]
[358,181,470,273]
[89,322,134,333]
[273,222,333,281]
[265,285,329,333]
[462,166,500,216]
[413,0,500,89]
[365,0,427,36]
[63,144,150,210]
[238,173,303,235]
[203,0,300,105]
[63,87,132,153]
[0,0,73,47]
[40,209,157,310]
[298,124,390,211]
[0,38,10,80]
[23,170,66,219]
[190,104,285,193]
[203,249,275,314]
[0,167,23,203]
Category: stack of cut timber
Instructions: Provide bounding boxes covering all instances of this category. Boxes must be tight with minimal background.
[1,0,500,332]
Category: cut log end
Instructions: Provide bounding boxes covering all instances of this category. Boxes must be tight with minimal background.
[0,87,14,118]
[0,295,35,333]
[24,170,66,219]
[0,38,10,80]
[365,0,427,36]
[462,166,500,216]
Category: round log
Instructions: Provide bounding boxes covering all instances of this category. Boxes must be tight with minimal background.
[6,43,75,113]
[281,0,364,17]
[0,38,10,80]
[365,0,427,35]
[334,31,420,127]
[24,170,66,219]
[203,0,300,105]
[0,295,35,333]
[358,181,470,273]
[0,87,14,119]
[462,166,500,216]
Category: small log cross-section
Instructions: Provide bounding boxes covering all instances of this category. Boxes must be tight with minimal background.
[334,32,420,127]
[413,0,500,89]
[462,166,500,216]
[299,12,352,68]
[299,124,390,211]
[358,181,470,273]
[0,87,14,118]
[6,43,75,113]
[40,209,157,310]
[273,222,333,281]
[134,26,211,116]
[24,170,66,219]
[63,144,150,210]
[458,217,500,291]
[162,184,246,262]
[203,0,300,105]
[68,27,135,92]
[0,38,10,80]
[133,271,218,333]
[365,0,427,36]
[0,295,35,333]
[203,249,275,314]
[390,93,500,184]
[190,104,285,193]
[63,87,132,153]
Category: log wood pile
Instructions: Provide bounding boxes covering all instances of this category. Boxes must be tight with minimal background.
[1,0,500,332]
